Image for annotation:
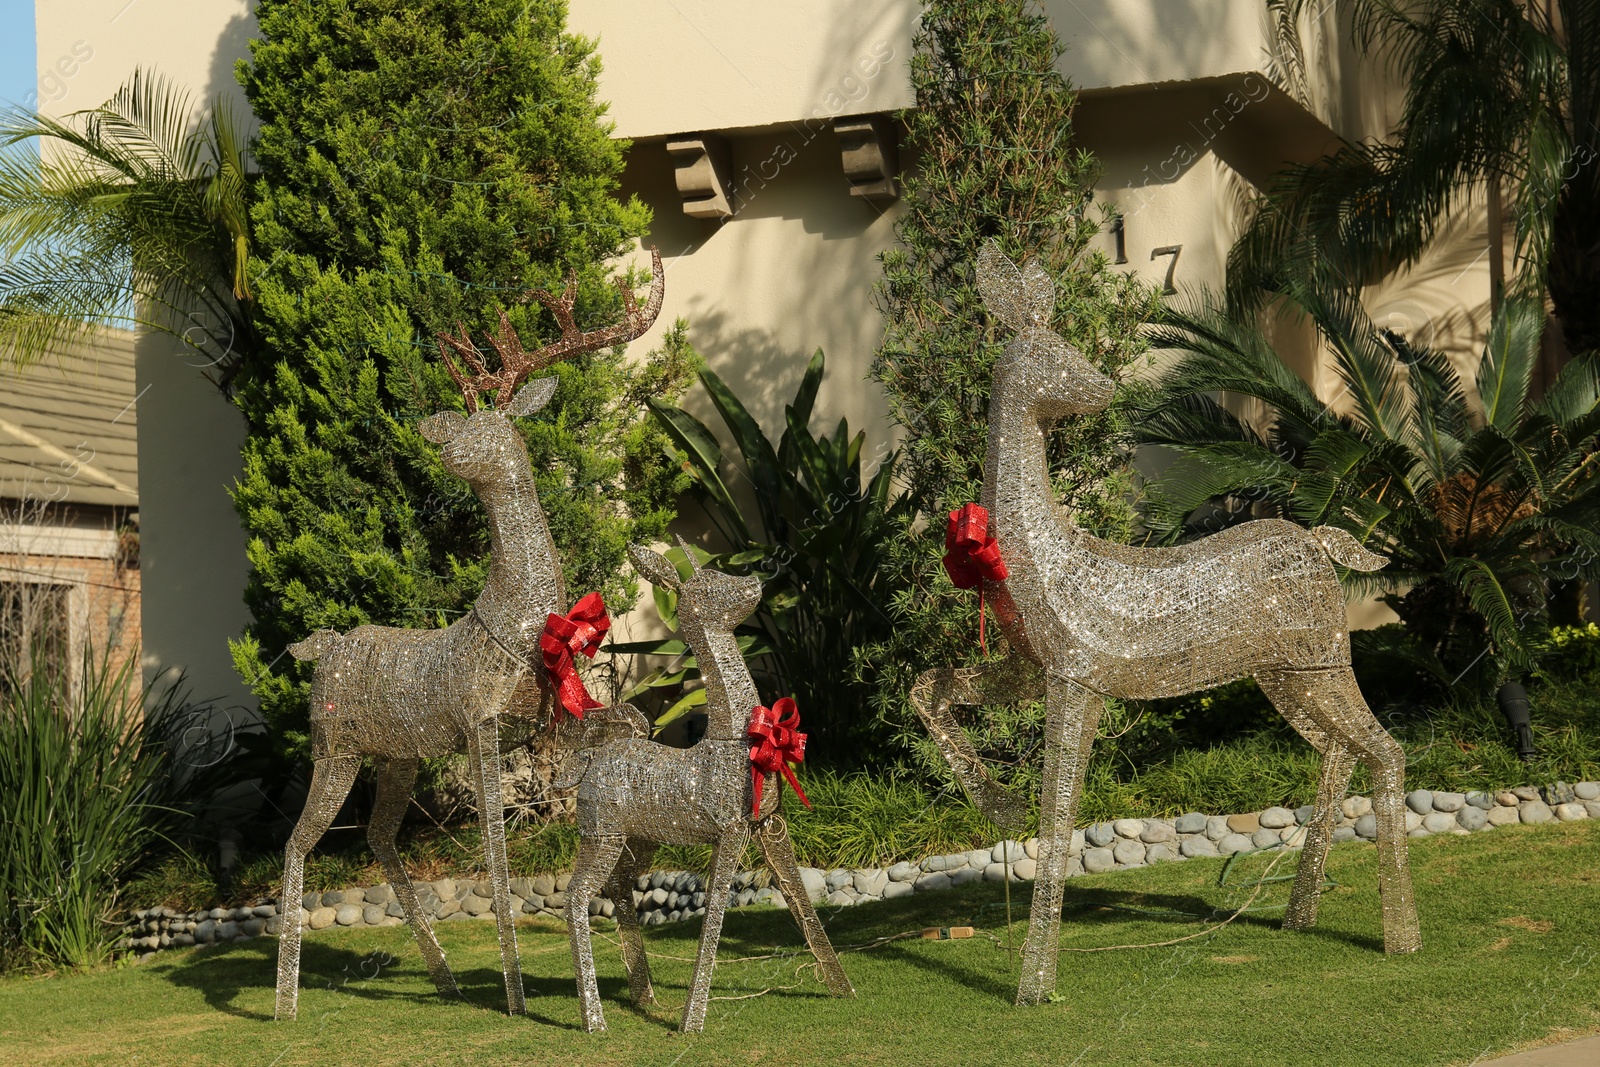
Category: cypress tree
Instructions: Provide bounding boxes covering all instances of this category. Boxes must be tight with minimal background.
[859,0,1160,784]
[230,0,692,758]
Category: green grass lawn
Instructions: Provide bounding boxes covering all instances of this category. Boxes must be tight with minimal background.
[5,821,1598,1067]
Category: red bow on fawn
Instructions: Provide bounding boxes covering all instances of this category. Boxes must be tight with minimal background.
[747,697,811,819]
[943,503,1008,655]
[539,591,611,719]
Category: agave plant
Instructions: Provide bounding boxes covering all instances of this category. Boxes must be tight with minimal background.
[0,69,256,388]
[1141,288,1600,695]
[615,349,912,763]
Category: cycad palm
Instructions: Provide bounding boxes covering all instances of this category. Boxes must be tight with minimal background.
[0,70,255,388]
[1141,289,1600,693]
[1237,0,1599,356]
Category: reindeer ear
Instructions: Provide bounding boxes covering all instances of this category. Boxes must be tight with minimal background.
[627,543,681,591]
[672,535,705,573]
[507,376,559,417]
[976,240,1055,331]
[418,410,466,444]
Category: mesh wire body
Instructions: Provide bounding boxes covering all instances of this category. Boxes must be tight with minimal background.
[911,243,1421,1007]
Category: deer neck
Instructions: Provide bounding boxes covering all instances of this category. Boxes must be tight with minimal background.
[472,467,564,658]
[982,377,1084,560]
[684,620,758,742]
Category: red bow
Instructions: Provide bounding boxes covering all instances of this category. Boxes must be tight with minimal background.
[942,503,1007,654]
[539,591,611,719]
[747,697,810,819]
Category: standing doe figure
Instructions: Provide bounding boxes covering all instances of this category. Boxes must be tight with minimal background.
[557,543,854,1033]
[912,242,1419,1006]
[272,252,664,1021]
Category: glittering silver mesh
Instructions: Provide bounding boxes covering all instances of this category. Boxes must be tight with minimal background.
[559,544,854,1033]
[273,254,665,1022]
[911,243,1420,1007]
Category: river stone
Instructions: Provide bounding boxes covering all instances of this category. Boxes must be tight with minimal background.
[993,840,1027,863]
[983,862,1017,883]
[508,878,535,901]
[1465,791,1493,810]
[923,853,963,872]
[1575,782,1600,801]
[1554,802,1589,821]
[359,884,391,906]
[799,868,826,902]
[1486,804,1521,826]
[436,899,460,919]
[1432,792,1466,813]
[1070,829,1085,856]
[1495,791,1520,806]
[854,869,889,897]
[1112,819,1144,839]
[254,904,277,918]
[1112,839,1147,866]
[546,891,568,911]
[1086,823,1116,848]
[306,907,335,930]
[1586,801,1600,819]
[1251,828,1279,850]
[960,849,988,869]
[826,870,854,892]
[241,918,266,938]
[1226,812,1261,834]
[1520,800,1554,824]
[914,871,951,892]
[825,890,855,907]
[1180,836,1219,858]
[883,881,914,900]
[1354,814,1378,839]
[1332,826,1357,843]
[219,920,242,941]
[1259,807,1295,829]
[301,893,320,911]
[1218,833,1254,855]
[1025,837,1041,859]
[1279,825,1305,848]
[1294,805,1316,825]
[330,904,359,926]
[233,907,256,922]
[532,874,557,897]
[461,895,492,916]
[1174,812,1207,835]
[950,868,983,887]
[1140,821,1175,844]
[1512,786,1541,801]
[194,919,216,943]
[1422,812,1456,834]
[1146,843,1178,863]
[887,862,918,883]
[649,887,669,907]
[1404,790,1433,815]
[1012,858,1038,881]
[1543,782,1577,806]
[1457,806,1489,831]
[1082,847,1115,873]
[1205,816,1232,842]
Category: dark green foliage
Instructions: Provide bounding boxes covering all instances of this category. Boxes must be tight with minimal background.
[0,650,195,972]
[229,0,692,758]
[858,0,1158,781]
[627,348,912,765]
[1141,289,1600,696]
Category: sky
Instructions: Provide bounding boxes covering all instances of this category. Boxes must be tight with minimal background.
[0,2,36,111]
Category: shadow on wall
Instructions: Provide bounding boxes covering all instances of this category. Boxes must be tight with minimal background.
[204,5,258,121]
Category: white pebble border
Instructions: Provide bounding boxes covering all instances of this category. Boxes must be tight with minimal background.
[118,780,1600,959]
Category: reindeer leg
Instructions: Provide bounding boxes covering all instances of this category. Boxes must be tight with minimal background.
[567,832,626,1032]
[1273,667,1420,954]
[681,822,749,1033]
[911,664,1039,834]
[1017,678,1100,1007]
[467,718,524,1015]
[275,754,360,1022]
[754,813,853,997]
[1255,670,1357,934]
[367,758,459,998]
[604,836,657,1007]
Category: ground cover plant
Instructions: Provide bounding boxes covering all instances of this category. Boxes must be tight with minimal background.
[7,822,1598,1066]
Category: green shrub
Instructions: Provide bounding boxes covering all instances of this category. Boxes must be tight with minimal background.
[230,0,691,762]
[1547,622,1600,681]
[0,652,191,972]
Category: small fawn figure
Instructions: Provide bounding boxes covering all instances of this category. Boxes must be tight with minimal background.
[272,252,663,1021]
[912,242,1419,1007]
[556,542,854,1033]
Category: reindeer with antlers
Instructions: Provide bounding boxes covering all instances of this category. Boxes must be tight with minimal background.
[911,242,1419,1007]
[272,251,664,1022]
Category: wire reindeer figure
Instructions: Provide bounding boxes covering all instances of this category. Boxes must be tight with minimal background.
[555,542,854,1033]
[911,241,1420,1007]
[272,251,664,1021]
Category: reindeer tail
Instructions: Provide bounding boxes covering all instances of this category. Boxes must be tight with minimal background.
[1312,526,1388,572]
[287,629,342,661]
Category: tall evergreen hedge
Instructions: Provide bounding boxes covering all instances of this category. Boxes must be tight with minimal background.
[229,0,692,758]
[859,0,1160,783]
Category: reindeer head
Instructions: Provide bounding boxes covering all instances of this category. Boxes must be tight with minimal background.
[975,241,1113,418]
[419,248,666,482]
[628,539,763,634]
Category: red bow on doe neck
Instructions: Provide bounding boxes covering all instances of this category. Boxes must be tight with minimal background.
[747,697,811,819]
[539,591,611,719]
[942,503,1007,654]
